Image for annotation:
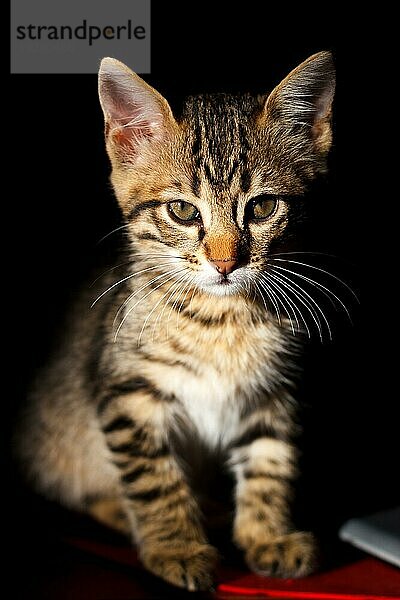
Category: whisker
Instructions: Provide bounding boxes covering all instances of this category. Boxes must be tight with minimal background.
[269,251,359,270]
[262,277,304,337]
[254,279,281,326]
[268,268,327,338]
[114,268,187,342]
[150,277,184,342]
[113,266,184,330]
[266,269,328,342]
[269,258,359,303]
[96,223,130,245]
[90,260,136,287]
[177,275,196,314]
[187,281,199,319]
[269,263,352,322]
[166,274,194,339]
[131,253,184,261]
[249,279,258,305]
[261,273,311,339]
[260,277,290,326]
[175,275,196,330]
[91,262,178,308]
[150,276,186,343]
[259,273,303,337]
[253,280,271,317]
[138,272,189,347]
[152,272,190,341]
[269,251,339,259]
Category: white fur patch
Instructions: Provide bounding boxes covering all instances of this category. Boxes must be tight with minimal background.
[159,365,241,447]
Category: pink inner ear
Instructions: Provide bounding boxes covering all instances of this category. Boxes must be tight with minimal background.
[100,70,164,153]
[107,99,159,150]
[314,84,334,123]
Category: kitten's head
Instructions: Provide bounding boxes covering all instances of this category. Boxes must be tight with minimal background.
[98,53,335,298]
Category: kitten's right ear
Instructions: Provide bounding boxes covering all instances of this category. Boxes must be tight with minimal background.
[263,51,335,157]
[98,58,176,163]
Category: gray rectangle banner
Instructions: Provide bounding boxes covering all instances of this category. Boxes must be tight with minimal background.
[11,0,151,74]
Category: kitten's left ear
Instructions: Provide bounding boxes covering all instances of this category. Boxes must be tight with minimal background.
[98,58,176,163]
[263,51,336,155]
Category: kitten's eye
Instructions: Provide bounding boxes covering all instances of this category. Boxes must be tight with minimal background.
[248,196,278,221]
[168,201,200,224]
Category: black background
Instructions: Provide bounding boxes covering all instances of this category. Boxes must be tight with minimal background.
[8,1,396,582]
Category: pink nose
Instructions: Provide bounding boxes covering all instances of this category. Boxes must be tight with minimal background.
[209,259,238,275]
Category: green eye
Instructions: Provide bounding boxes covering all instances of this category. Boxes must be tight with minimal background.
[168,201,200,223]
[250,196,278,220]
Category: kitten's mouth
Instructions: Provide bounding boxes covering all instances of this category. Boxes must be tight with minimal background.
[217,276,232,285]
[200,274,241,297]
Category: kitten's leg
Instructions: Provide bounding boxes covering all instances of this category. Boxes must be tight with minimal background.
[97,385,217,591]
[229,411,316,578]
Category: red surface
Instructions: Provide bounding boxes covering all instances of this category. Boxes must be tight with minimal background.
[67,537,400,600]
[218,558,400,599]
[219,589,394,600]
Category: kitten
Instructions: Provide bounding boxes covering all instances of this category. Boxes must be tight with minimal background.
[16,52,335,591]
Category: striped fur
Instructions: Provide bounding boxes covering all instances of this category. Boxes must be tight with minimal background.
[15,52,334,590]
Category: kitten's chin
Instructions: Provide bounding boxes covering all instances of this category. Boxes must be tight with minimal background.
[199,280,243,297]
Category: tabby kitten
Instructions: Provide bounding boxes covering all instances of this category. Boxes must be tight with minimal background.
[17,52,335,591]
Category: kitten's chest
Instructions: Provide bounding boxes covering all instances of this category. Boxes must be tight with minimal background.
[177,368,241,447]
[157,319,291,447]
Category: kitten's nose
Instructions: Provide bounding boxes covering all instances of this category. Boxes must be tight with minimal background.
[209,259,238,275]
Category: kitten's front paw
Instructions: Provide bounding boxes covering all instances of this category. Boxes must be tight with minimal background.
[141,542,218,591]
[245,531,316,578]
